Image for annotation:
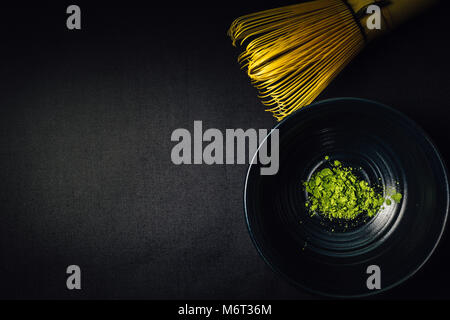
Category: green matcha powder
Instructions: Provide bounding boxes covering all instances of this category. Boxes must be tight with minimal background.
[303,157,402,220]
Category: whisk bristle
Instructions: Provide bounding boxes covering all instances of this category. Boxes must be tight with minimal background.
[228,0,365,121]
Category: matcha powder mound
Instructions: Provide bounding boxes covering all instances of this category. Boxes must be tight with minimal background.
[303,158,400,220]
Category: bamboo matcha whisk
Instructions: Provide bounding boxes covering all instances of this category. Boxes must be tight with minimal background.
[228,0,438,121]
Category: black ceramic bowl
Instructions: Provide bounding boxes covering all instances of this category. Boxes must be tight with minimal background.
[244,98,449,297]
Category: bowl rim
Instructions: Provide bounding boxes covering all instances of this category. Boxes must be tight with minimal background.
[243,97,450,298]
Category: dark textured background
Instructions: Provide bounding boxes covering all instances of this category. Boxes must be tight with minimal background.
[0,1,449,299]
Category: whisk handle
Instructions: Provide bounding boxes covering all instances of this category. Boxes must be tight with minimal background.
[381,0,438,28]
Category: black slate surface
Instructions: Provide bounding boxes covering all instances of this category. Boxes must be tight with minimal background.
[0,1,449,299]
